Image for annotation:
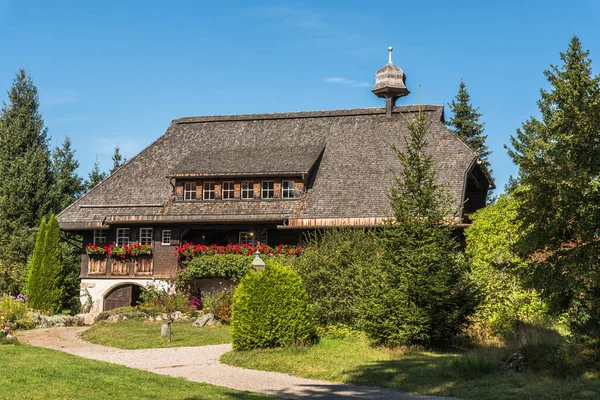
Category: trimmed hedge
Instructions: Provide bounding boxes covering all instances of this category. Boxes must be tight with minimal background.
[231,262,315,350]
[179,254,252,283]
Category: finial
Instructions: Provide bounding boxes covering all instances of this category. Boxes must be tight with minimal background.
[388,46,393,64]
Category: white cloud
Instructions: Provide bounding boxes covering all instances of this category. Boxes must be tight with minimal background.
[325,77,371,88]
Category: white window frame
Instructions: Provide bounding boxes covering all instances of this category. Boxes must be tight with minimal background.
[139,228,153,244]
[203,182,215,200]
[261,181,274,199]
[161,230,172,245]
[222,181,234,200]
[93,229,107,245]
[241,181,254,200]
[184,182,197,200]
[116,228,130,246]
[281,180,296,199]
[239,231,255,245]
[260,230,268,246]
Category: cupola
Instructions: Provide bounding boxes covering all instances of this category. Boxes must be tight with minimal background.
[372,47,410,117]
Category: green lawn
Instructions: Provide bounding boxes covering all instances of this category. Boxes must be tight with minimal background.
[81,320,231,349]
[220,335,600,400]
[0,344,271,400]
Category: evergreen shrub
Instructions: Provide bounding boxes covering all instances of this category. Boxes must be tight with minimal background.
[290,228,376,328]
[231,262,316,350]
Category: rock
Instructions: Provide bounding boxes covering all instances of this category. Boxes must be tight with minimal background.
[504,352,527,372]
[193,313,216,327]
[83,313,96,325]
[107,315,119,323]
[172,311,182,320]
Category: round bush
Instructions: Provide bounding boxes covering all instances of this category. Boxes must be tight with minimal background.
[231,262,315,350]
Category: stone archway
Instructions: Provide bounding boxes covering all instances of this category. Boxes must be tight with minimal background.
[103,283,142,311]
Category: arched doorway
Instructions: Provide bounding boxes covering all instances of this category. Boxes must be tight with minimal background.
[103,283,142,311]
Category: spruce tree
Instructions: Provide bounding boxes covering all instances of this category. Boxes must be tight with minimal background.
[508,36,600,337]
[26,217,47,309]
[0,69,53,291]
[110,145,126,174]
[85,156,107,191]
[41,215,64,312]
[360,106,477,347]
[52,136,84,211]
[447,79,492,174]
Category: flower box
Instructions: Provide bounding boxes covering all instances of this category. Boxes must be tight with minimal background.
[111,258,130,275]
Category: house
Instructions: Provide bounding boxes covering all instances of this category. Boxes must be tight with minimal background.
[58,49,493,312]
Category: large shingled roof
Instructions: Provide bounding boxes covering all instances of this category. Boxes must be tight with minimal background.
[58,105,481,230]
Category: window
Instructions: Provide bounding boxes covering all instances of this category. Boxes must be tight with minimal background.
[260,230,268,245]
[241,181,254,200]
[162,230,172,245]
[282,180,296,199]
[222,181,234,200]
[184,182,196,200]
[116,228,130,245]
[261,181,274,199]
[239,231,254,245]
[203,182,215,200]
[93,229,107,245]
[140,228,153,244]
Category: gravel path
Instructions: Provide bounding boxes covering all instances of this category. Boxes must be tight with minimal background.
[18,327,457,400]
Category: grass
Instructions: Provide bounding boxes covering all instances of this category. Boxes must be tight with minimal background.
[81,320,231,349]
[0,344,271,400]
[220,335,600,400]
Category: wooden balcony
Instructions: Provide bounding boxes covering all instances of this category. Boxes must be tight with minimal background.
[86,255,154,277]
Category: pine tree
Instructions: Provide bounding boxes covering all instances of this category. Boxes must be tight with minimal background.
[0,69,53,291]
[508,36,600,337]
[447,79,492,174]
[110,145,126,174]
[85,156,107,191]
[52,136,84,211]
[26,217,47,309]
[360,106,478,347]
[41,215,64,312]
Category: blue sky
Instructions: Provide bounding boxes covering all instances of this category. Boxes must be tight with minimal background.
[1,1,599,192]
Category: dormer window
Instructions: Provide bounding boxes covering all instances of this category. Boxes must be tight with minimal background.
[282,180,295,199]
[261,181,274,199]
[222,181,234,200]
[241,181,254,200]
[203,182,215,200]
[184,182,196,200]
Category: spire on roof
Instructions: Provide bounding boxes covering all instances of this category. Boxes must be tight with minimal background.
[372,46,410,118]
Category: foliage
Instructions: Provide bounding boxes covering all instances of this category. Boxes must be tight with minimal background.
[179,254,256,282]
[290,228,376,328]
[507,36,600,343]
[447,78,492,176]
[85,156,107,191]
[315,323,363,340]
[0,294,28,323]
[0,69,53,294]
[138,284,196,319]
[360,106,478,347]
[51,136,85,211]
[110,145,126,174]
[465,194,547,337]
[176,243,303,260]
[202,286,235,322]
[231,261,316,350]
[93,243,152,258]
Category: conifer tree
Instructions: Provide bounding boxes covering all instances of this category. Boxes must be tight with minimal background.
[41,215,64,312]
[110,145,126,174]
[360,106,477,347]
[85,156,107,191]
[508,36,600,337]
[447,79,492,174]
[26,217,47,309]
[52,136,84,211]
[0,69,53,290]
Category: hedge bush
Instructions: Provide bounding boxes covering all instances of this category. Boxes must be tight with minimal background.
[290,228,376,328]
[231,262,316,350]
[179,254,253,283]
